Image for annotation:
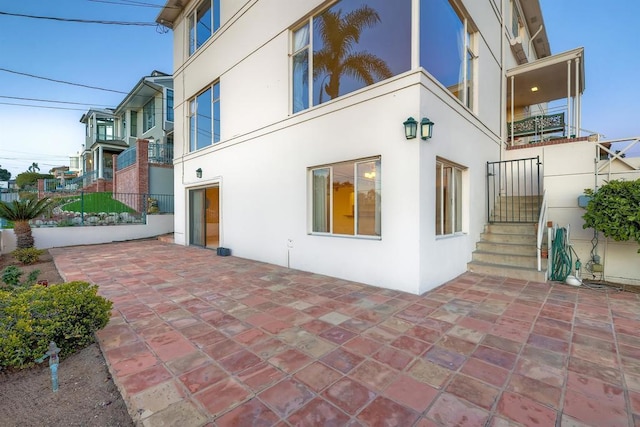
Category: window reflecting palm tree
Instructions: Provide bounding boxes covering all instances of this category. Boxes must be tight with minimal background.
[314,5,392,103]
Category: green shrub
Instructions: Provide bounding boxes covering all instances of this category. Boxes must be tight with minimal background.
[0,281,113,369]
[1,266,40,287]
[583,179,640,253]
[11,248,45,265]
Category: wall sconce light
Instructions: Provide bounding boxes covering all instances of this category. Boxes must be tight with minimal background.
[196,168,202,178]
[403,117,418,139]
[420,117,434,140]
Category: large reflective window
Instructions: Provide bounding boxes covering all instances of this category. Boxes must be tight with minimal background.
[311,158,381,237]
[292,0,410,112]
[189,0,221,56]
[420,0,475,108]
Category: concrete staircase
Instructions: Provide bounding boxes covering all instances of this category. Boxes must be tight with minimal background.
[468,194,547,282]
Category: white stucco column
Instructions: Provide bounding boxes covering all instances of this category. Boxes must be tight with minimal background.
[575,57,581,137]
[98,145,104,179]
[566,60,572,137]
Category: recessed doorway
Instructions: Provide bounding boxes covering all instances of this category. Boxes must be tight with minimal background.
[189,186,219,249]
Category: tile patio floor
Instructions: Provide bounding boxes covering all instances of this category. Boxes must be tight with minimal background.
[50,240,640,427]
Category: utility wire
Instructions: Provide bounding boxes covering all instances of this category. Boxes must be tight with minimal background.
[0,95,114,108]
[87,0,180,9]
[0,101,86,111]
[0,10,157,26]
[0,67,129,94]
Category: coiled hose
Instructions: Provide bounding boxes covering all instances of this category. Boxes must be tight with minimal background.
[550,227,573,282]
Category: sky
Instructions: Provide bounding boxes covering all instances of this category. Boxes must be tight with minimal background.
[1,0,639,179]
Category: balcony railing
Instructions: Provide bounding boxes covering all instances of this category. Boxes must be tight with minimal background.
[116,142,173,170]
[507,110,568,145]
[118,146,137,169]
[149,142,173,165]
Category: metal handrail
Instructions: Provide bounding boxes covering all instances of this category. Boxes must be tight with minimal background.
[536,189,547,273]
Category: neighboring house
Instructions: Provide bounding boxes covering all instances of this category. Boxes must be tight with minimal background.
[156,0,635,294]
[77,71,174,195]
[112,70,175,197]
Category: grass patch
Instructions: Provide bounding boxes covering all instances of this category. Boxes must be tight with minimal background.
[61,192,136,213]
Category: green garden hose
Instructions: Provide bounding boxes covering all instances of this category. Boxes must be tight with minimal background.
[550,227,573,282]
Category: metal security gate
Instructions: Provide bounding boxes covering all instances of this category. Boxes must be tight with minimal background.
[487,156,542,223]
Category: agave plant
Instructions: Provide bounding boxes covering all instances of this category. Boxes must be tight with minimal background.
[0,197,55,249]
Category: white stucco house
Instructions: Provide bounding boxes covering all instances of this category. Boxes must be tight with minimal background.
[156,0,639,294]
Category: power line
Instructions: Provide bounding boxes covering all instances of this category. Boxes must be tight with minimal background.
[0,10,157,26]
[0,95,114,108]
[0,101,87,111]
[87,0,181,9]
[0,67,129,94]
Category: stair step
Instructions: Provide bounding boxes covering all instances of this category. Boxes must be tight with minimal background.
[476,241,538,256]
[467,261,547,283]
[485,223,537,235]
[472,251,542,269]
[480,232,537,245]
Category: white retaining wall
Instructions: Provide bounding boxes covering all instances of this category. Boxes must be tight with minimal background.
[0,214,174,254]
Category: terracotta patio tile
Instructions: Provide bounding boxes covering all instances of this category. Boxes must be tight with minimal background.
[218,348,262,374]
[507,374,561,409]
[194,377,251,417]
[372,346,413,371]
[234,328,270,346]
[343,336,384,357]
[482,334,522,354]
[299,319,333,335]
[236,362,285,392]
[322,377,375,415]
[384,374,438,412]
[250,337,289,359]
[319,326,357,345]
[165,350,211,376]
[259,378,315,418]
[458,316,494,333]
[568,356,623,386]
[269,348,312,374]
[446,325,485,344]
[390,335,431,356]
[515,357,564,388]
[178,362,227,393]
[405,325,442,344]
[497,391,557,426]
[190,329,226,349]
[407,359,451,389]
[424,346,466,370]
[119,364,173,395]
[461,357,509,388]
[563,387,628,427]
[202,339,244,360]
[321,348,364,374]
[437,335,478,356]
[340,317,375,333]
[426,392,490,427]
[520,345,566,370]
[566,371,625,403]
[215,398,280,427]
[472,345,516,370]
[287,398,350,426]
[526,333,569,354]
[446,373,500,410]
[357,396,419,427]
[349,359,397,392]
[294,361,342,392]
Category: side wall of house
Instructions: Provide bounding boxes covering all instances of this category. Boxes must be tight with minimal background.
[505,141,640,287]
[170,0,510,293]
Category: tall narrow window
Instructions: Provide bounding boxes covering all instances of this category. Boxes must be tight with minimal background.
[292,24,310,113]
[189,0,220,56]
[166,89,174,122]
[143,99,155,132]
[311,158,381,237]
[130,111,138,137]
[189,82,220,152]
[436,158,465,236]
[420,0,477,110]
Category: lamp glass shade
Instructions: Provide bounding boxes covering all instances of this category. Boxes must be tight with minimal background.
[420,117,434,140]
[196,168,202,178]
[403,117,418,139]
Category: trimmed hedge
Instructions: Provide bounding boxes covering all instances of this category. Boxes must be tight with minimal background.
[0,281,112,369]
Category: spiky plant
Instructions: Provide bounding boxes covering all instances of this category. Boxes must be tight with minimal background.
[0,197,55,249]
